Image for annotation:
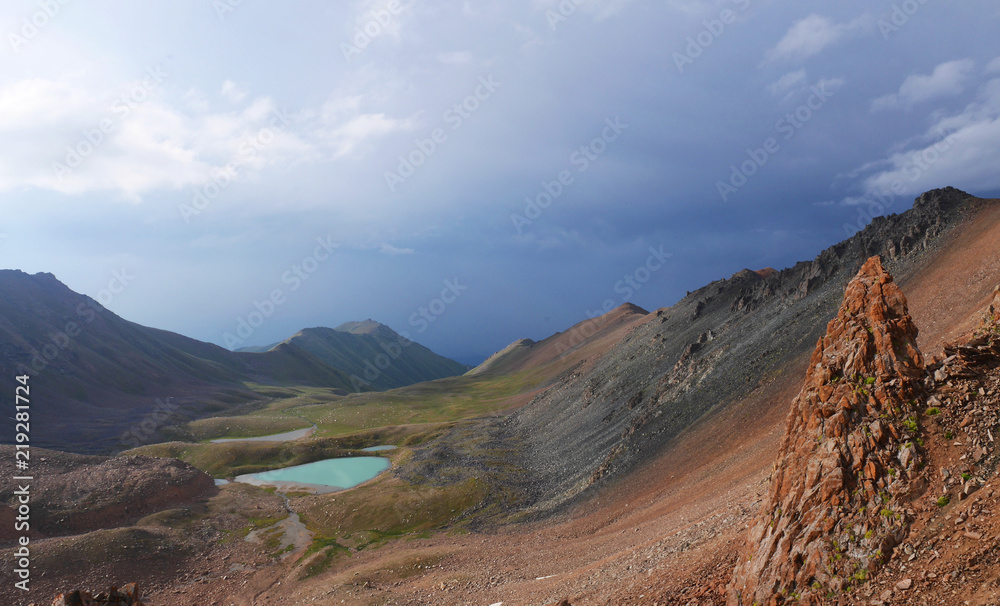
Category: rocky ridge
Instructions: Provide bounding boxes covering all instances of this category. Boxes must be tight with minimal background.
[499,188,980,518]
[729,257,928,605]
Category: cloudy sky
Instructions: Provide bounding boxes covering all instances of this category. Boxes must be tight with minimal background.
[2,0,999,364]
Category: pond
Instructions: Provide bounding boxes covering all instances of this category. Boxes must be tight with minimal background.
[234,457,390,494]
[361,445,397,452]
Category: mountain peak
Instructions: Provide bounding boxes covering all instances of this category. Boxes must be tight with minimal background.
[333,319,399,339]
[612,302,650,317]
[728,256,926,604]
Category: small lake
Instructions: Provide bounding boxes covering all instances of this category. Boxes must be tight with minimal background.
[210,424,316,444]
[235,457,390,494]
[361,445,397,452]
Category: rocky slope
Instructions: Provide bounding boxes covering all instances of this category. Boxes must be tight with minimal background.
[721,275,1000,606]
[0,447,214,541]
[497,187,982,516]
[728,257,927,605]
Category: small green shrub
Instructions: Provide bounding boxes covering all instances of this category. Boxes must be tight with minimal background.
[937,496,950,507]
[926,407,940,416]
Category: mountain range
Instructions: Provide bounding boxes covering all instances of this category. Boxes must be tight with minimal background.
[0,273,467,452]
[3,186,1000,605]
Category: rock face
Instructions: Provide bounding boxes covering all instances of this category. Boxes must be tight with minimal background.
[728,257,926,605]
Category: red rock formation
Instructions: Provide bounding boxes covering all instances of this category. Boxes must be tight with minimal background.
[728,257,926,605]
[32,582,142,606]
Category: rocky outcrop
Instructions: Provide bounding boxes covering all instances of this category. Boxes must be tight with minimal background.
[31,582,143,606]
[0,448,214,540]
[728,257,927,605]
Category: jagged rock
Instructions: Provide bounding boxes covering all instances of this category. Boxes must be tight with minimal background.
[728,257,925,605]
[42,583,143,606]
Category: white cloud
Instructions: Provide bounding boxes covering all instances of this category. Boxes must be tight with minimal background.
[355,0,410,41]
[438,51,474,65]
[768,69,807,97]
[379,243,414,255]
[871,59,975,111]
[0,75,411,200]
[851,77,1000,201]
[986,56,1000,75]
[0,79,99,130]
[533,0,633,22]
[319,112,415,159]
[221,80,248,103]
[764,14,869,65]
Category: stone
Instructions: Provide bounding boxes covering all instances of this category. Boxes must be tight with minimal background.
[727,258,925,606]
[896,578,913,590]
[48,584,143,606]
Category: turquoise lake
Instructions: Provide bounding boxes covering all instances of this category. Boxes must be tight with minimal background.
[235,457,390,493]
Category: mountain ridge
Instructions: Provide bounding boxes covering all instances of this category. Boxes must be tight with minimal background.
[264,322,469,391]
[495,187,991,515]
[0,271,360,452]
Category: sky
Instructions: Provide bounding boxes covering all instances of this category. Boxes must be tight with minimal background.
[1,0,999,365]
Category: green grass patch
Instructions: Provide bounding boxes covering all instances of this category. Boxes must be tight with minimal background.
[295,474,486,545]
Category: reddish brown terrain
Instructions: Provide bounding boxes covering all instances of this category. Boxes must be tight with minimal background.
[9,189,1000,606]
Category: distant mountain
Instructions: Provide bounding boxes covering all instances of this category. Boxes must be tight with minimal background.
[253,320,470,391]
[0,271,357,452]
